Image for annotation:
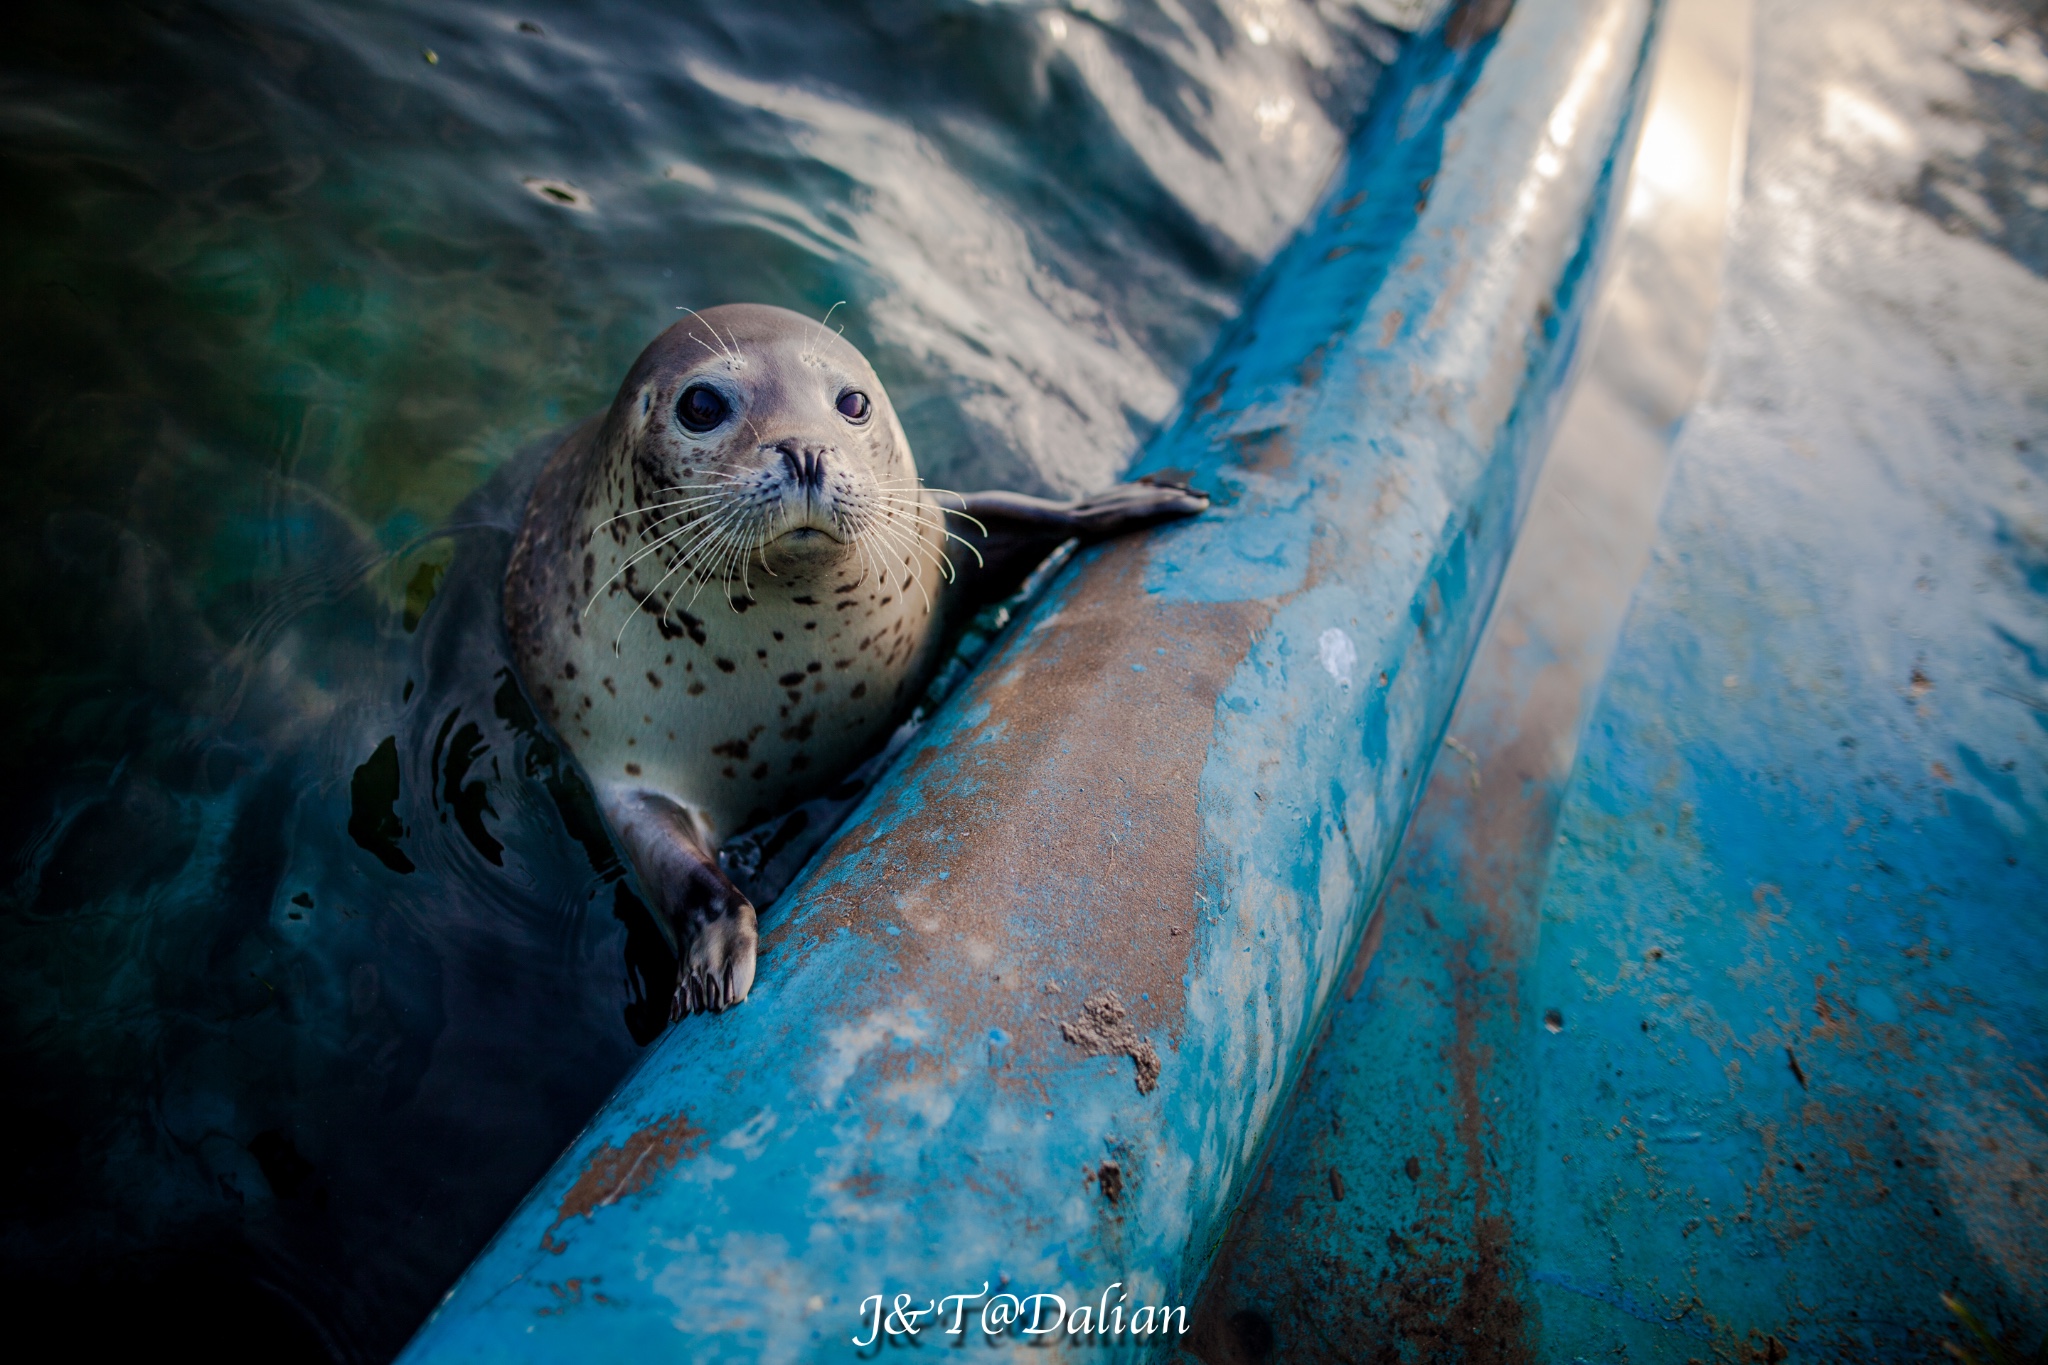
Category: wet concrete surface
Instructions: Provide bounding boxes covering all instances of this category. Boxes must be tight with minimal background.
[1191,0,2048,1359]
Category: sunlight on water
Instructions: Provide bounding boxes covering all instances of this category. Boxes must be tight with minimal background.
[0,0,1397,1355]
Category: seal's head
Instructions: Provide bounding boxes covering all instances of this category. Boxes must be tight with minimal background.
[594,302,928,604]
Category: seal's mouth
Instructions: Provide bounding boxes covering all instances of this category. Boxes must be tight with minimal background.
[759,472,854,548]
[765,525,849,548]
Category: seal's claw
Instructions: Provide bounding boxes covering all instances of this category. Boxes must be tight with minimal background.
[674,895,757,1017]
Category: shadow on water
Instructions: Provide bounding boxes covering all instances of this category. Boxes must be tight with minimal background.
[0,0,1403,1356]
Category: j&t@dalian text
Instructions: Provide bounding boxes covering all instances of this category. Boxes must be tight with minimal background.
[853,1283,1190,1345]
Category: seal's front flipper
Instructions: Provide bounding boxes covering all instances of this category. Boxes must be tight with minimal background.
[600,788,758,1018]
[944,475,1208,605]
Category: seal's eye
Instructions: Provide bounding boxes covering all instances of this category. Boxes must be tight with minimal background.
[836,389,872,424]
[677,384,729,433]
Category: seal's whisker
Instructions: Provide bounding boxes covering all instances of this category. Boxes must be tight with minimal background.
[843,506,883,587]
[630,483,740,504]
[845,526,879,604]
[802,300,845,365]
[617,510,735,605]
[873,477,967,499]
[704,502,766,611]
[661,507,747,589]
[583,519,706,621]
[887,531,939,611]
[708,499,765,581]
[869,491,990,539]
[940,507,991,536]
[610,549,694,655]
[593,486,734,528]
[863,496,949,531]
[589,493,727,536]
[848,509,895,602]
[874,480,986,532]
[682,330,727,366]
[655,473,749,498]
[866,497,988,567]
[636,532,711,638]
[674,502,756,610]
[710,531,744,609]
[677,306,739,367]
[735,513,766,597]
[686,521,744,610]
[894,502,965,578]
[610,503,736,582]
[649,476,746,493]
[660,520,726,584]
[933,525,987,568]
[652,536,726,633]
[717,515,752,601]
[723,532,759,609]
[589,475,751,539]
[867,510,954,587]
[859,511,935,612]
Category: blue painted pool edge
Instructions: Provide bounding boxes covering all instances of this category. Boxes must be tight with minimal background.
[398,2,1659,1360]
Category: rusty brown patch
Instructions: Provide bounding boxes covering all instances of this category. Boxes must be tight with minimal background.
[1228,425,1294,474]
[759,537,1267,1081]
[1061,991,1162,1094]
[1341,903,1389,1000]
[541,1112,707,1252]
[534,1276,615,1316]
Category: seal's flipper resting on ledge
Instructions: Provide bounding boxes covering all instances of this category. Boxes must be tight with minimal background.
[504,304,1204,1019]
[601,788,757,1014]
[938,474,1208,609]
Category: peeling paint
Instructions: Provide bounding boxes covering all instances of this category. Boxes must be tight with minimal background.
[540,1112,706,1254]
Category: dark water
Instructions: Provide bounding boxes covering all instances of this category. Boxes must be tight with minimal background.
[0,0,1398,1357]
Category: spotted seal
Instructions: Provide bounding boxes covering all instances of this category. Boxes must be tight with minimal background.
[505,304,1204,1016]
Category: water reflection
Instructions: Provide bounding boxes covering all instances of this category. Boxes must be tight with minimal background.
[0,0,1397,1357]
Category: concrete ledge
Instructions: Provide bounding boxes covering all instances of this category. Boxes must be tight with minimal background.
[399,0,1655,1358]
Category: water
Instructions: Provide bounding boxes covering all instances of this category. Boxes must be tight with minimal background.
[0,0,1398,1356]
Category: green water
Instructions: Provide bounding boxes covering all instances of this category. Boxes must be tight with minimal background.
[0,0,1394,1356]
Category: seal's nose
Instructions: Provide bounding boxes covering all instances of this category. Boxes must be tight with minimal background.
[777,440,828,493]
